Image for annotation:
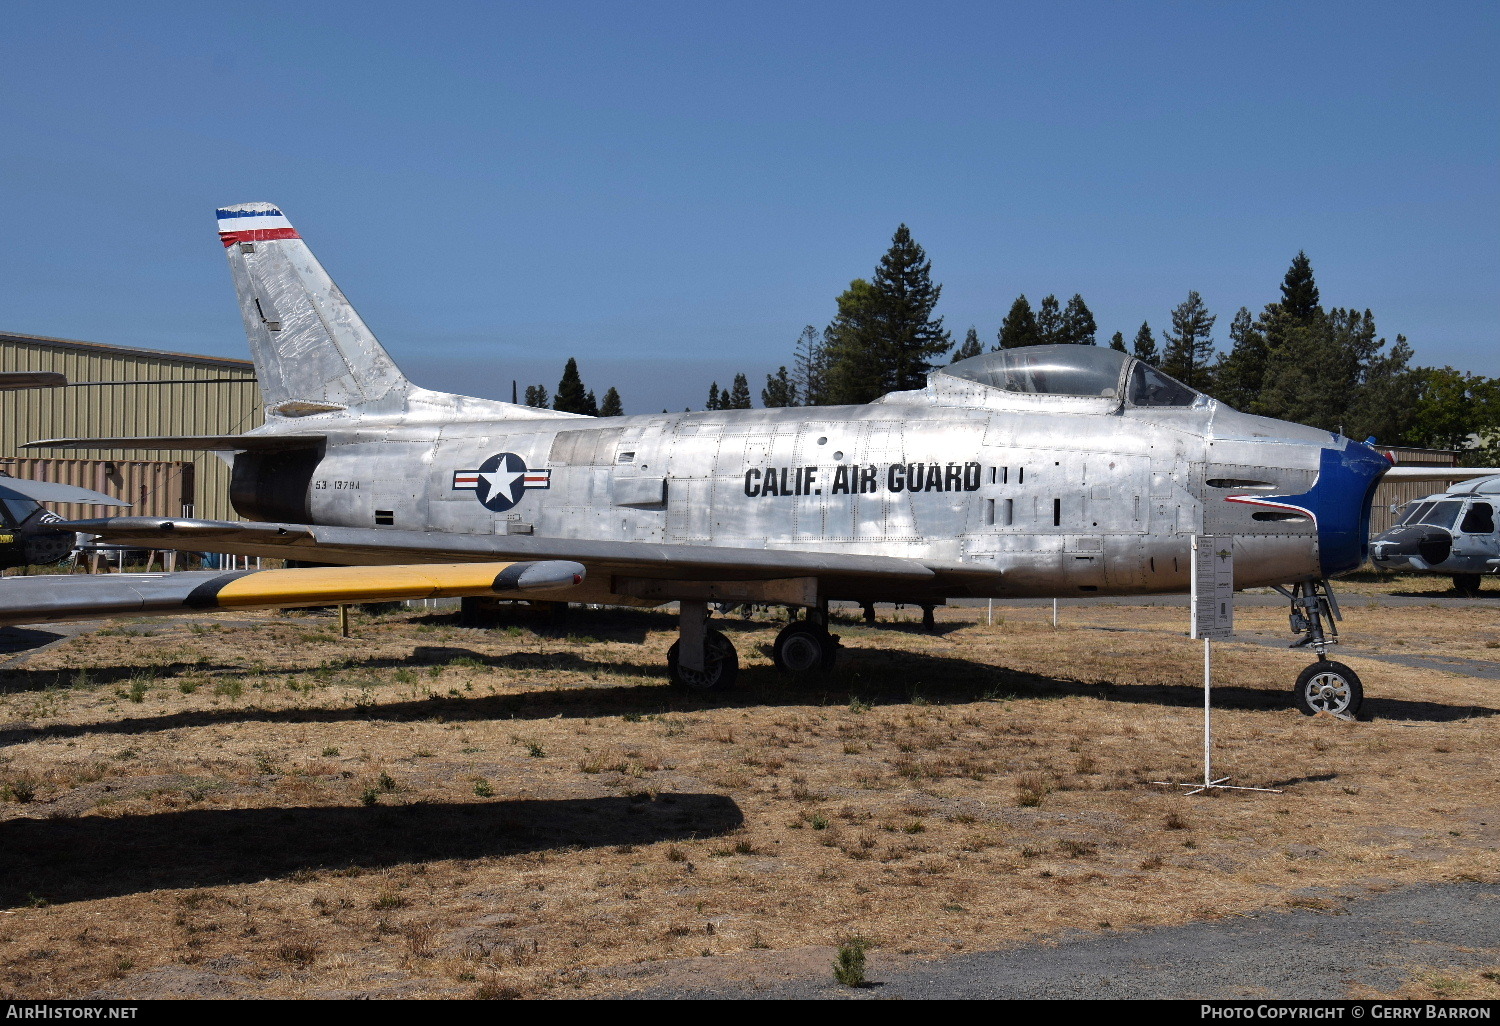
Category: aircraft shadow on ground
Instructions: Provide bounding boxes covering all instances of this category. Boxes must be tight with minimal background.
[0,793,742,908]
[4,646,1491,747]
[0,661,247,695]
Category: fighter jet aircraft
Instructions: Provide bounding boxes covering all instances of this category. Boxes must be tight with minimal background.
[28,202,1486,717]
[1370,474,1500,594]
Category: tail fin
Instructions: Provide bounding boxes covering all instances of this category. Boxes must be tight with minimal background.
[218,203,412,416]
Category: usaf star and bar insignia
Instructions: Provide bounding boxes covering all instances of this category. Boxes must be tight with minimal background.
[452,452,551,513]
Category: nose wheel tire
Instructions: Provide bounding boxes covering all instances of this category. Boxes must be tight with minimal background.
[1293,661,1363,718]
[667,629,739,691]
[1452,574,1483,597]
[772,621,841,675]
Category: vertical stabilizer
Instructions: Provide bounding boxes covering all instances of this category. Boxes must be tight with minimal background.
[218,203,411,416]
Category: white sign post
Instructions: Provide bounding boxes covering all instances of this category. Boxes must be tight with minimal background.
[1156,535,1280,796]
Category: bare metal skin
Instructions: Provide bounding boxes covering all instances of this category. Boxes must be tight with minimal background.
[35,203,1437,710]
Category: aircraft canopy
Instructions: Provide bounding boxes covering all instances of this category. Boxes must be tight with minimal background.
[940,344,1201,407]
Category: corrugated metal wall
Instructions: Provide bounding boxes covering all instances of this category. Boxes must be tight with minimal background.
[0,332,261,521]
[0,458,195,520]
[1370,446,1456,535]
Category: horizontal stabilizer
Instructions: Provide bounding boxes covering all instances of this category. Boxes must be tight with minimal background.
[1381,467,1500,482]
[0,560,584,627]
[0,478,128,507]
[0,371,67,391]
[24,434,325,452]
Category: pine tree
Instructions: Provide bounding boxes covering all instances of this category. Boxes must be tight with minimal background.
[1281,251,1320,324]
[1211,307,1267,410]
[705,382,722,411]
[725,373,752,409]
[1035,295,1063,345]
[791,325,827,406]
[1132,322,1159,365]
[1160,292,1216,390]
[952,326,984,361]
[997,296,1039,349]
[553,358,592,415]
[599,387,623,416]
[583,389,599,417]
[1060,294,1097,345]
[762,366,797,407]
[523,384,550,408]
[824,224,952,404]
[821,279,883,404]
[1108,331,1126,352]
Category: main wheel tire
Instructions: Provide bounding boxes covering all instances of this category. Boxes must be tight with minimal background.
[667,628,739,691]
[772,621,840,675]
[1453,574,1483,597]
[1293,660,1363,718]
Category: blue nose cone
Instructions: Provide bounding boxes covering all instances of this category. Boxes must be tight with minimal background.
[1303,440,1392,576]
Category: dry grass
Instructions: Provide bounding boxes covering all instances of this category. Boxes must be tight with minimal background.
[0,598,1494,999]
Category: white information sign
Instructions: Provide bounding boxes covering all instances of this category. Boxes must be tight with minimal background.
[1190,535,1234,640]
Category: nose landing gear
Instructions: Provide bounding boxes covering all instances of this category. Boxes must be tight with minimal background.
[1273,579,1362,718]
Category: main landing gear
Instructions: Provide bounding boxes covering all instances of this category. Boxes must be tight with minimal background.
[666,599,842,690]
[1273,579,1363,718]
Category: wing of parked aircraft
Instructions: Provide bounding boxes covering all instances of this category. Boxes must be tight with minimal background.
[1379,466,1500,482]
[54,515,983,609]
[0,559,584,627]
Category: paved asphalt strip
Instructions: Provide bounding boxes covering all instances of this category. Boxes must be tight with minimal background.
[626,882,1500,1000]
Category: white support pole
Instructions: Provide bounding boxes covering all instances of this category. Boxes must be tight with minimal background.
[1052,598,1058,628]
[987,599,993,626]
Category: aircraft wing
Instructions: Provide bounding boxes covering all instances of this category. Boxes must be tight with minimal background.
[24,434,325,452]
[0,478,130,507]
[0,560,584,627]
[57,516,980,601]
[1381,467,1500,482]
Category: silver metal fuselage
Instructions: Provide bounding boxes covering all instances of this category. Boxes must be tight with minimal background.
[258,375,1380,601]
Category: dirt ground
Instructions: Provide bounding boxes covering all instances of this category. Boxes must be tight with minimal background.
[0,593,1495,1000]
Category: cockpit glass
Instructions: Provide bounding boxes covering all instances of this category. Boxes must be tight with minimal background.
[1407,500,1463,530]
[0,497,31,528]
[942,345,1128,397]
[1127,363,1200,407]
[1397,502,1433,526]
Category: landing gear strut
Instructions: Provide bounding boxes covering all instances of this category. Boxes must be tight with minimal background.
[1272,579,1363,718]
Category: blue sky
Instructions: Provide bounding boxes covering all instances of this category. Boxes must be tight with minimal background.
[3,1,1496,414]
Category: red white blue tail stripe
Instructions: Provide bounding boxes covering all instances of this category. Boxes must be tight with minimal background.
[217,203,299,247]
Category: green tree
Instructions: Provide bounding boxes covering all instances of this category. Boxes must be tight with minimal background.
[724,373,753,409]
[705,382,722,411]
[1060,294,1097,345]
[1211,307,1267,410]
[762,366,797,408]
[824,224,952,404]
[792,325,828,406]
[1108,331,1126,352]
[553,358,593,415]
[997,296,1039,349]
[1160,291,1216,390]
[583,389,599,417]
[523,384,550,408]
[1035,294,1063,345]
[1281,250,1320,323]
[1131,322,1159,365]
[598,386,623,417]
[952,326,984,361]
